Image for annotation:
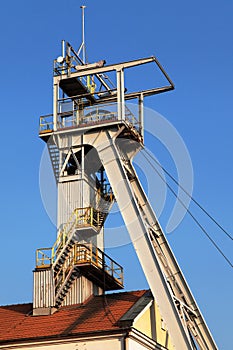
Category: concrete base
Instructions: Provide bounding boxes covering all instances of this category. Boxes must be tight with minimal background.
[33,307,57,316]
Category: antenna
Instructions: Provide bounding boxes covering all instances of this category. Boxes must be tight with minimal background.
[77,5,87,63]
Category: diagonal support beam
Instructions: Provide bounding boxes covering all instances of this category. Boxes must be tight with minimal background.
[91,130,194,350]
[124,159,218,350]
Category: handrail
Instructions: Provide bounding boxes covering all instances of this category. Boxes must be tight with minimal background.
[36,206,110,268]
[55,243,123,291]
[36,248,53,268]
[52,242,123,295]
[39,102,140,134]
[36,241,123,285]
[74,207,102,228]
[97,184,114,204]
[36,241,124,294]
[39,114,54,132]
[74,243,123,285]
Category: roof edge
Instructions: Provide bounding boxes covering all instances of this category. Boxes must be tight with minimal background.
[118,290,153,327]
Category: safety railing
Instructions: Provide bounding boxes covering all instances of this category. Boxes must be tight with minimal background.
[74,243,123,285]
[74,207,103,228]
[104,253,124,284]
[101,183,114,200]
[125,104,139,127]
[39,103,140,134]
[54,242,123,294]
[36,248,53,268]
[56,103,118,130]
[39,114,54,132]
[54,251,76,293]
[99,180,114,202]
[36,241,123,296]
[36,207,106,268]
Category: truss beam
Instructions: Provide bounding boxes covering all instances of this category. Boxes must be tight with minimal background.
[80,128,218,350]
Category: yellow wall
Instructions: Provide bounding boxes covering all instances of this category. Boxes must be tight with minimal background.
[154,303,174,350]
[133,301,174,350]
[134,306,152,339]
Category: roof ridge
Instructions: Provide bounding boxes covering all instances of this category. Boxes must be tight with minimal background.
[0,302,32,308]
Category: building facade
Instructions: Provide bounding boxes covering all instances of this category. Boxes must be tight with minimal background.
[0,290,173,350]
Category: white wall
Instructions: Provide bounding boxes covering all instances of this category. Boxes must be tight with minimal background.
[1,337,124,350]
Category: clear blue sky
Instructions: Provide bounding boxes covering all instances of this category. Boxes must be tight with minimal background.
[0,1,232,349]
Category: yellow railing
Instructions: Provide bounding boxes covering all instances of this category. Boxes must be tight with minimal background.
[54,242,123,293]
[51,209,78,263]
[54,250,76,293]
[74,207,103,228]
[36,248,53,268]
[87,75,96,94]
[97,183,114,202]
[74,243,123,285]
[36,207,105,268]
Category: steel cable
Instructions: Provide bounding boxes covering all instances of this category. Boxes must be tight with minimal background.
[141,151,233,268]
[142,147,233,241]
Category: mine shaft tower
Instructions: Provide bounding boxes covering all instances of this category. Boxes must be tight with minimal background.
[33,29,218,350]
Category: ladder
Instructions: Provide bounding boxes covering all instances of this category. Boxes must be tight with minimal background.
[47,141,60,182]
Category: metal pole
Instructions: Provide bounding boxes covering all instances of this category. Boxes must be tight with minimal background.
[81,144,85,208]
[80,5,86,63]
[139,93,144,139]
[61,40,65,58]
[61,40,66,75]
[117,69,125,121]
[53,78,59,131]
[121,69,125,121]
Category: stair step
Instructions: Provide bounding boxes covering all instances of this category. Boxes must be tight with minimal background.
[55,262,61,268]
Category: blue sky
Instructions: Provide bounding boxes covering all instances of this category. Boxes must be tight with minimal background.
[0,1,232,349]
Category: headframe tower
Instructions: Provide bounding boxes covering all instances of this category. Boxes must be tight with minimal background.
[33,8,218,350]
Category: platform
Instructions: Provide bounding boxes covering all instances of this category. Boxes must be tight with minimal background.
[60,77,96,103]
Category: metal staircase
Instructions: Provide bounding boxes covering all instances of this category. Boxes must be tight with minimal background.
[36,184,122,307]
[53,241,123,307]
[47,141,60,182]
[96,186,114,217]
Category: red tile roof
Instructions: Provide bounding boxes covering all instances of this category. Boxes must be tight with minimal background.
[0,290,147,345]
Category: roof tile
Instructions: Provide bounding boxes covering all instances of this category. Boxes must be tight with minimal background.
[0,290,147,344]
